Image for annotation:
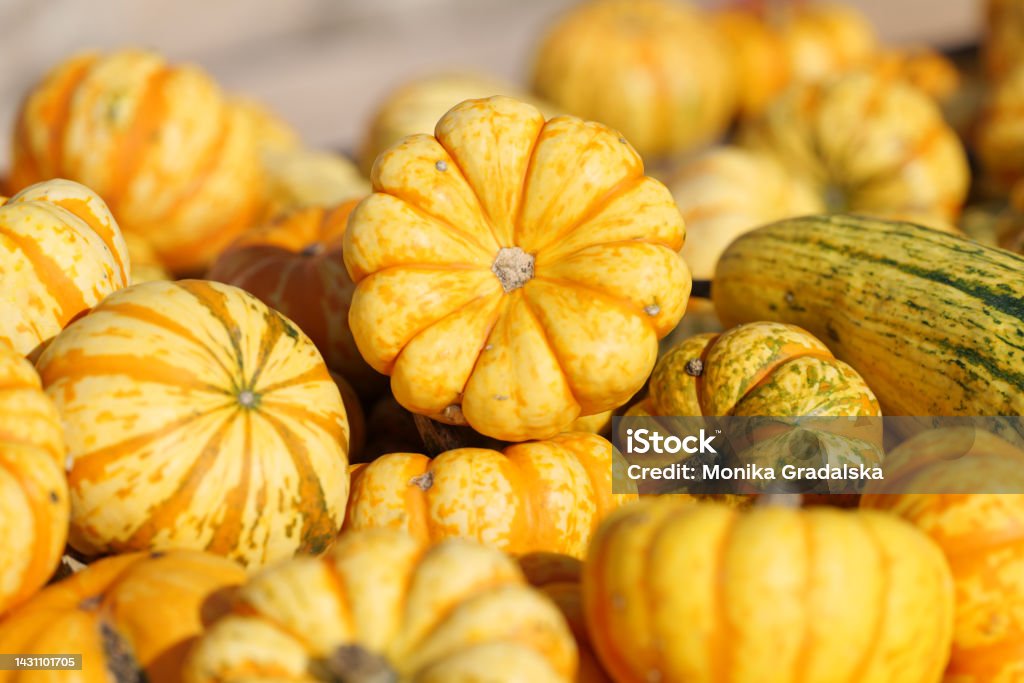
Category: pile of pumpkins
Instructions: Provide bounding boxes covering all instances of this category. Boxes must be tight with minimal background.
[1,0,1023,681]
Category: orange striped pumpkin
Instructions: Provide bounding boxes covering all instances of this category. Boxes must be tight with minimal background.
[345,432,637,559]
[0,344,69,616]
[35,279,350,570]
[10,49,266,274]
[0,550,246,683]
[207,201,384,395]
[0,179,129,358]
[183,529,578,683]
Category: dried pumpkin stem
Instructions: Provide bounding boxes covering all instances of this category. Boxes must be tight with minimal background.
[413,414,504,456]
[491,247,535,292]
[101,621,145,683]
[310,645,397,683]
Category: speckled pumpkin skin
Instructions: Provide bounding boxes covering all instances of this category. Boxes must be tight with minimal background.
[343,96,689,442]
[345,432,636,559]
[0,179,129,358]
[35,279,350,570]
[862,428,1024,683]
[532,0,735,159]
[208,201,384,395]
[741,71,969,223]
[0,550,246,683]
[583,499,955,683]
[183,529,578,683]
[0,345,68,616]
[11,49,266,274]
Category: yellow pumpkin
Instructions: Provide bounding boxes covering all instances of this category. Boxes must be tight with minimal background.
[975,63,1024,194]
[583,499,955,683]
[984,0,1024,81]
[662,146,823,280]
[183,528,578,682]
[35,279,350,569]
[0,179,129,358]
[11,49,266,274]
[359,72,557,174]
[532,0,736,159]
[0,344,68,616]
[870,46,961,105]
[712,8,792,118]
[0,550,246,683]
[741,71,970,222]
[345,432,636,559]
[862,428,1024,683]
[519,553,611,683]
[262,147,369,218]
[343,96,690,441]
[123,231,170,284]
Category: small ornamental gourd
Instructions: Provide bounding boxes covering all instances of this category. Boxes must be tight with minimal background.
[583,499,956,683]
[0,550,246,683]
[359,72,558,174]
[123,232,170,284]
[11,49,266,274]
[0,344,69,616]
[208,201,384,394]
[862,428,1024,683]
[663,146,823,280]
[345,433,636,559]
[35,279,350,570]
[984,0,1024,81]
[0,179,129,357]
[531,0,735,158]
[343,96,690,442]
[183,529,578,683]
[740,71,970,223]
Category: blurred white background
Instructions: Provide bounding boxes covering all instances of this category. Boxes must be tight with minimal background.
[0,0,980,166]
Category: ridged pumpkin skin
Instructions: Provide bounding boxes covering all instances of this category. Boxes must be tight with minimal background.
[712,214,1024,424]
[0,344,69,616]
[0,550,246,683]
[648,322,881,418]
[0,179,129,357]
[35,279,350,569]
[741,71,969,222]
[359,72,558,174]
[183,529,578,683]
[11,49,265,274]
[344,96,689,441]
[664,146,823,280]
[584,499,955,683]
[519,553,611,683]
[208,201,383,393]
[862,429,1024,682]
[532,0,735,159]
[345,433,636,559]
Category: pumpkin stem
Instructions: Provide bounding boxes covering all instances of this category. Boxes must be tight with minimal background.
[300,242,326,257]
[310,645,398,683]
[413,414,505,456]
[492,247,535,292]
[101,621,145,683]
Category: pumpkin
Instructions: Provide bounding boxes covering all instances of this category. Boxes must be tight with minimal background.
[183,528,578,682]
[740,71,970,222]
[345,432,636,559]
[984,0,1024,81]
[662,145,823,280]
[0,179,129,358]
[519,553,611,683]
[0,550,246,683]
[712,8,792,118]
[532,0,735,159]
[861,428,1024,682]
[262,147,369,217]
[975,63,1024,194]
[583,498,955,683]
[344,96,690,441]
[570,411,612,435]
[870,46,961,105]
[208,200,384,394]
[123,231,170,284]
[10,49,266,274]
[35,279,350,569]
[0,345,68,616]
[359,72,557,174]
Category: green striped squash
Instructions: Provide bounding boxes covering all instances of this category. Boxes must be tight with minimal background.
[35,279,350,570]
[713,214,1024,440]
